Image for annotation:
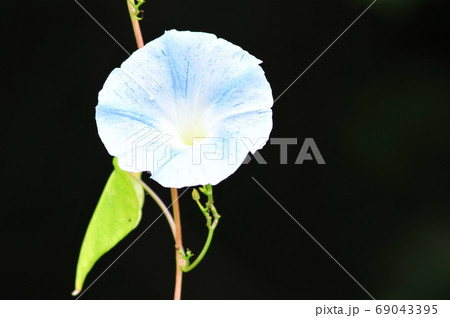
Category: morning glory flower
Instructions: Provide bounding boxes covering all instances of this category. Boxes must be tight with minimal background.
[96,30,273,188]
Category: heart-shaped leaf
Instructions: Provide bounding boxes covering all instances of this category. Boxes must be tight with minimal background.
[73,158,144,295]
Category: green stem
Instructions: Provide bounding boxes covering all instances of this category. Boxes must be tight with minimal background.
[182,185,220,272]
[182,228,215,272]
[128,172,176,240]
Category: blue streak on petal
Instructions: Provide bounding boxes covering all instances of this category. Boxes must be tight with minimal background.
[96,107,157,129]
[185,60,190,98]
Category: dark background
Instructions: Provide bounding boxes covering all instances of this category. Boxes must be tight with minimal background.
[1,0,449,299]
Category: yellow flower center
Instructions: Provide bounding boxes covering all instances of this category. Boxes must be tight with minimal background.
[178,119,207,146]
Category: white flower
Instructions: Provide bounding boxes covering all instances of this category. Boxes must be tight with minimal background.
[96,30,273,188]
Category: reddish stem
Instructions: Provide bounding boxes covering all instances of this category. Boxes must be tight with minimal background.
[171,188,183,300]
[127,0,144,49]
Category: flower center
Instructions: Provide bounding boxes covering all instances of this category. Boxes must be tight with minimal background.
[178,119,207,146]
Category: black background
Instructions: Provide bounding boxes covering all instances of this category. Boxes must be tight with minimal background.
[2,0,450,299]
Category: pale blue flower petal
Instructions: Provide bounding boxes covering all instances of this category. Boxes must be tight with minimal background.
[96,30,273,188]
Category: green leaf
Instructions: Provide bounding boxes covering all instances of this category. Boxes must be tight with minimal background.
[72,158,144,295]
